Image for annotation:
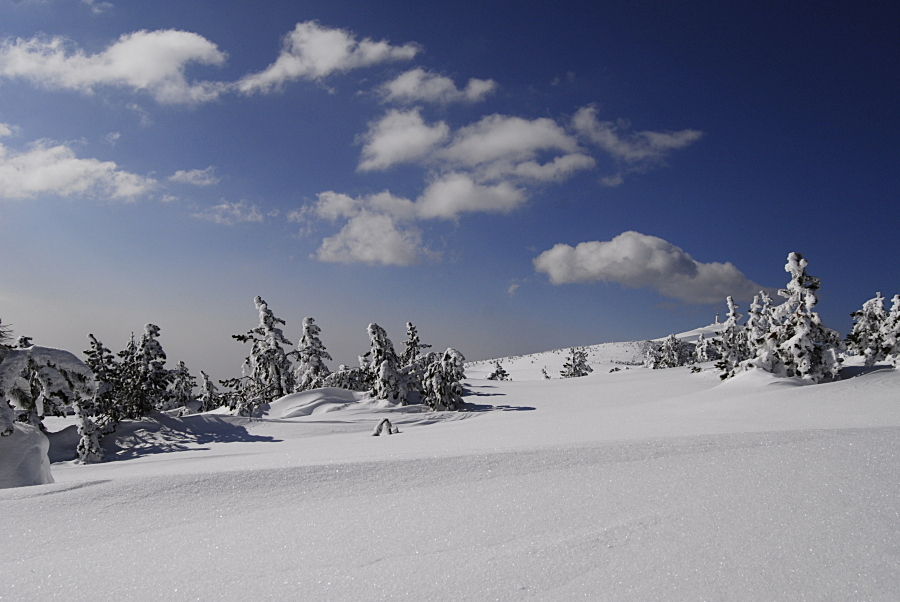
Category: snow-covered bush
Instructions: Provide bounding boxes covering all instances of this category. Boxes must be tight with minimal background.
[541,367,551,380]
[167,361,197,410]
[561,347,593,377]
[421,348,466,411]
[715,297,752,379]
[487,361,510,381]
[224,296,296,415]
[372,418,399,436]
[846,293,890,366]
[292,317,332,392]
[0,346,96,432]
[645,336,694,370]
[742,253,841,382]
[693,333,720,363]
[365,323,407,404]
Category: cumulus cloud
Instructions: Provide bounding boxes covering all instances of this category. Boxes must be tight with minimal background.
[415,173,525,219]
[533,231,765,305]
[380,68,496,104]
[193,201,263,225]
[316,211,427,266]
[357,108,449,171]
[572,106,702,184]
[0,30,228,104]
[237,21,418,94]
[0,139,155,200]
[168,166,219,186]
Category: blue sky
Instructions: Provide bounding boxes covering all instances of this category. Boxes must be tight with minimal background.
[1,0,898,379]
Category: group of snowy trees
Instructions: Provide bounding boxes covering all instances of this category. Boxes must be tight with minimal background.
[646,252,900,383]
[221,296,466,415]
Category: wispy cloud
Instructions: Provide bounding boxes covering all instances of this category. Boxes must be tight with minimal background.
[81,0,112,14]
[380,68,496,104]
[237,21,419,94]
[572,106,702,185]
[193,201,263,226]
[0,137,155,201]
[169,166,219,186]
[0,30,228,104]
[533,231,765,304]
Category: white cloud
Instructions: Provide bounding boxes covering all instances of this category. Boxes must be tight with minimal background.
[533,231,765,305]
[82,0,112,14]
[0,139,155,200]
[0,30,228,104]
[103,131,121,146]
[440,114,580,170]
[0,122,15,137]
[357,108,449,171]
[237,21,419,94]
[168,166,219,186]
[415,173,525,219]
[507,283,520,296]
[380,68,497,104]
[193,201,263,226]
[572,106,702,164]
[316,210,427,266]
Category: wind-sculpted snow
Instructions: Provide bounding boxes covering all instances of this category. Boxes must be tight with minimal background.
[4,356,900,599]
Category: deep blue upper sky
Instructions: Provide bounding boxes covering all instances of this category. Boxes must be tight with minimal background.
[1,0,898,378]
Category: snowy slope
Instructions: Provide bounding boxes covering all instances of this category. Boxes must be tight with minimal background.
[2,353,900,600]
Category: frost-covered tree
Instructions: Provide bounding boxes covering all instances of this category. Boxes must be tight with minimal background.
[399,322,431,368]
[487,361,510,381]
[693,333,720,363]
[715,297,751,379]
[883,295,900,365]
[745,292,775,358]
[224,296,295,415]
[167,361,197,410]
[365,323,407,404]
[541,367,551,380]
[561,347,593,377]
[292,317,332,392]
[421,348,466,411]
[743,253,841,382]
[322,364,368,391]
[846,293,889,366]
[645,336,694,370]
[0,346,95,437]
[198,370,222,412]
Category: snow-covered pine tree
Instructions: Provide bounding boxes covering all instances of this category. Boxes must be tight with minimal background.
[399,322,431,368]
[561,347,593,377]
[0,346,96,435]
[322,364,368,391]
[883,295,900,366]
[744,253,841,382]
[644,336,693,370]
[225,296,296,415]
[292,317,332,392]
[365,323,407,404]
[693,333,720,363]
[198,370,222,412]
[487,361,511,381]
[745,292,774,358]
[167,361,197,410]
[137,324,173,412]
[421,348,466,411]
[846,293,889,366]
[541,367,550,380]
[715,297,752,379]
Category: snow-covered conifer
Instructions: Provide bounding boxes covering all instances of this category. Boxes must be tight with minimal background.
[541,367,550,380]
[846,293,889,366]
[167,361,197,410]
[399,322,431,368]
[226,297,295,415]
[198,370,222,412]
[322,365,368,391]
[561,347,593,377]
[645,336,693,370]
[365,323,407,404]
[421,348,466,411]
[883,295,900,366]
[715,297,751,379]
[744,253,841,382]
[487,361,510,381]
[292,317,332,392]
[745,292,774,358]
[0,346,96,434]
[693,333,719,363]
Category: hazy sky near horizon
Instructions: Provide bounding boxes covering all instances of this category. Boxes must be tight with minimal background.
[1,0,898,379]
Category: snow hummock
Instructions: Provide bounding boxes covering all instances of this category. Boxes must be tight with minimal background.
[0,423,53,488]
[2,342,900,600]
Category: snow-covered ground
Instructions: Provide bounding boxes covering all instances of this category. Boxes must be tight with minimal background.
[2,341,900,600]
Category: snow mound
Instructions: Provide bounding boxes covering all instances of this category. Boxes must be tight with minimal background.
[0,424,54,488]
[259,387,369,418]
